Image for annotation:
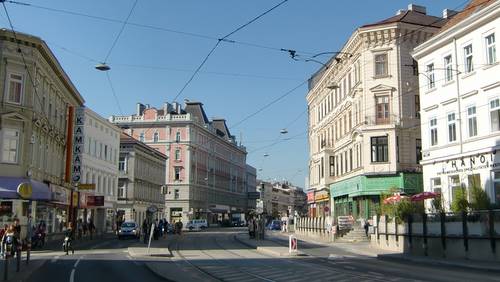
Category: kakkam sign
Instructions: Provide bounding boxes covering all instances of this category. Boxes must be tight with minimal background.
[72,107,85,184]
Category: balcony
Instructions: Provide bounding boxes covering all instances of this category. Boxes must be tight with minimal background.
[364,114,398,126]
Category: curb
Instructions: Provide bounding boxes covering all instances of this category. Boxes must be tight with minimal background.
[233,234,303,257]
[377,254,500,273]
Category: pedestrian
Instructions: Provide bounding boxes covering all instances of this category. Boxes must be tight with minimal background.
[88,219,95,239]
[82,220,88,238]
[248,219,256,239]
[1,225,16,258]
[77,218,83,240]
[364,220,370,237]
[142,219,148,244]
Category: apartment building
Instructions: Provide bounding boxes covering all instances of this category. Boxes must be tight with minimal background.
[412,0,499,210]
[110,101,248,225]
[257,181,306,218]
[307,4,449,220]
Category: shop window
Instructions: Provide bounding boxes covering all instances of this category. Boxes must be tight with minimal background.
[431,177,442,194]
[449,175,462,202]
[494,172,500,205]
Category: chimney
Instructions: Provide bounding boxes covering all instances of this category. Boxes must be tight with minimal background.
[163,102,172,114]
[442,8,458,19]
[136,103,145,116]
[407,4,426,14]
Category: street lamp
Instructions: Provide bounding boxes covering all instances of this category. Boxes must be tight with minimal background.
[95,63,111,71]
[280,128,288,134]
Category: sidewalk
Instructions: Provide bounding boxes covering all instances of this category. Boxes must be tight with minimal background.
[0,254,46,281]
[271,231,500,273]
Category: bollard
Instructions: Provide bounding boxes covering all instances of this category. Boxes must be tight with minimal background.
[26,242,31,266]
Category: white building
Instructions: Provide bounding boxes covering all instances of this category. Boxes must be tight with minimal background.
[413,0,500,210]
[80,108,121,232]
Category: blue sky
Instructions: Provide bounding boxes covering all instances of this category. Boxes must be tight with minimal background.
[3,0,462,187]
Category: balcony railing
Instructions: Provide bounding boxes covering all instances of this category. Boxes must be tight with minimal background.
[364,114,398,126]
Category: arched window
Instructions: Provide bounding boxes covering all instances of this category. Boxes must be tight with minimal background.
[175,132,181,142]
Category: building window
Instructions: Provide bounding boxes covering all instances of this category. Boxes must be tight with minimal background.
[174,167,181,180]
[118,183,126,198]
[447,113,457,143]
[376,96,390,124]
[467,106,477,137]
[430,118,438,146]
[175,149,181,161]
[449,175,462,202]
[485,33,496,65]
[349,149,353,171]
[464,44,473,73]
[118,156,126,171]
[374,53,388,77]
[1,128,20,163]
[139,132,145,142]
[175,132,181,142]
[329,156,334,176]
[444,55,453,82]
[493,172,500,205]
[5,73,23,104]
[371,136,388,163]
[490,98,500,132]
[416,139,422,163]
[426,63,435,89]
[431,177,442,194]
[174,189,180,200]
[153,132,159,143]
[467,174,481,201]
[320,157,324,178]
[415,95,420,119]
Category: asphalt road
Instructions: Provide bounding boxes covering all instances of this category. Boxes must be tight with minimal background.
[24,228,500,282]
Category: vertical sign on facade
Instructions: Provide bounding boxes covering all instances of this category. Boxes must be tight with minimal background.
[72,107,85,184]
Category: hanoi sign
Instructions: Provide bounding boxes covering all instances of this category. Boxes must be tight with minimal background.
[438,150,500,176]
[72,107,85,184]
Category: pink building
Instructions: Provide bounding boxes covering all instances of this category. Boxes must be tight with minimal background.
[109,102,249,225]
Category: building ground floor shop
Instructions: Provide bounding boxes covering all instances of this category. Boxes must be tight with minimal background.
[330,172,423,220]
[306,189,330,218]
[422,149,500,212]
[116,202,163,227]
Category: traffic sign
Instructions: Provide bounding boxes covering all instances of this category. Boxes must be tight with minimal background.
[289,235,298,254]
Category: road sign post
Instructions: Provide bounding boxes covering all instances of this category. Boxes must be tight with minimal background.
[289,235,298,255]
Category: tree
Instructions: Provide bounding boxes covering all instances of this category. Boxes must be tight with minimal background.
[431,196,444,213]
[469,186,490,211]
[451,189,469,213]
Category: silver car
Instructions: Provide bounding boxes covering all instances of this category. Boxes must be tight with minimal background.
[118,221,140,240]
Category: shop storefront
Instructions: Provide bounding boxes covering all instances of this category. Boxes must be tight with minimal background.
[423,149,500,211]
[314,190,330,217]
[306,190,315,217]
[331,172,423,219]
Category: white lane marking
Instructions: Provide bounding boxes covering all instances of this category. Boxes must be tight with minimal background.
[51,255,60,263]
[126,254,139,265]
[73,256,83,268]
[69,269,75,282]
[343,265,356,270]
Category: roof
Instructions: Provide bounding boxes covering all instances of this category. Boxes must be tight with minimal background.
[361,10,445,29]
[438,0,496,33]
[184,102,209,124]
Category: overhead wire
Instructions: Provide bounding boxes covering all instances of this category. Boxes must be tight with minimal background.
[172,0,289,102]
[102,0,138,63]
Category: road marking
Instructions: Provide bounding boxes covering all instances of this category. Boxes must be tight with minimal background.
[69,269,75,282]
[51,255,60,263]
[74,256,83,268]
[343,265,356,270]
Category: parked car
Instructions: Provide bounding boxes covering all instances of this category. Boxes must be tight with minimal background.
[118,221,140,240]
[186,219,208,231]
[232,220,245,227]
[267,220,282,231]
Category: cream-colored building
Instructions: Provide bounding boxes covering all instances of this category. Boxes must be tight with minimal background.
[0,29,84,234]
[80,108,121,232]
[412,0,499,211]
[307,4,449,220]
[117,133,166,224]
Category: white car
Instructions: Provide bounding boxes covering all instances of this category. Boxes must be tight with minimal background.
[186,219,208,231]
